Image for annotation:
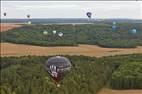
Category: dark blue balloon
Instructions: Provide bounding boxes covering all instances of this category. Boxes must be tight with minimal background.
[3,12,7,16]
[112,25,117,31]
[86,12,92,18]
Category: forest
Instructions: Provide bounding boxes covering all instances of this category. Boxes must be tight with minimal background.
[110,62,142,89]
[1,22,142,48]
[1,54,142,94]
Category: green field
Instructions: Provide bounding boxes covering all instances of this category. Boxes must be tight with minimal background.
[1,54,142,94]
[1,23,142,48]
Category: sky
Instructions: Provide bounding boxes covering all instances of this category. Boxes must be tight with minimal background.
[1,1,142,19]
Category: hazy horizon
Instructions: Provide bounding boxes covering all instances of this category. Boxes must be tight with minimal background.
[1,1,142,19]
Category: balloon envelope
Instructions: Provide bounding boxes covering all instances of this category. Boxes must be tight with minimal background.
[43,31,48,35]
[112,25,116,31]
[131,29,137,34]
[27,15,30,18]
[58,32,63,37]
[113,22,116,25]
[45,56,72,82]
[3,13,7,16]
[28,21,31,24]
[86,12,92,18]
[52,30,57,34]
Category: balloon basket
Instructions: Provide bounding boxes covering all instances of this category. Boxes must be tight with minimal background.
[57,84,61,87]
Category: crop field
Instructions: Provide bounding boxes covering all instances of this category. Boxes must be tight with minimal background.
[1,43,142,57]
[0,23,21,32]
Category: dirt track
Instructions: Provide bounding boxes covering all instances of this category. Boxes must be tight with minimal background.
[97,88,142,94]
[1,43,142,57]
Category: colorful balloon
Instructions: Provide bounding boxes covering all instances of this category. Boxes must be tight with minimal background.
[45,56,72,87]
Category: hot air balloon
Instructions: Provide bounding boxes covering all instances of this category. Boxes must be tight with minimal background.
[43,30,48,35]
[27,14,31,24]
[86,12,92,19]
[52,30,57,34]
[112,24,117,31]
[58,32,63,37]
[113,22,116,25]
[131,29,137,34]
[27,14,30,19]
[3,12,7,16]
[45,56,72,87]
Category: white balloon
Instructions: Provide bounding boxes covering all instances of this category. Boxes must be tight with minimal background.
[72,24,76,26]
[43,31,48,35]
[58,32,63,37]
[52,30,57,34]
[28,21,31,24]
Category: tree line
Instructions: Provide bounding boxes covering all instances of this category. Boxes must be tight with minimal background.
[1,54,142,94]
[1,23,142,48]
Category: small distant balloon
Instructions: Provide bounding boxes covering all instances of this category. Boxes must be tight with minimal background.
[28,21,31,24]
[27,14,30,18]
[86,12,92,19]
[58,32,63,37]
[112,25,117,31]
[113,22,116,25]
[131,29,137,34]
[3,12,7,16]
[72,24,76,26]
[52,30,57,34]
[43,30,48,35]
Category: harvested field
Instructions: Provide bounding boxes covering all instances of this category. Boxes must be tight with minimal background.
[1,43,142,57]
[97,88,142,94]
[0,23,21,32]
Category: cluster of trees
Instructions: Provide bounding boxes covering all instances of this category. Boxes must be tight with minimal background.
[1,54,142,94]
[1,23,142,48]
[110,62,142,89]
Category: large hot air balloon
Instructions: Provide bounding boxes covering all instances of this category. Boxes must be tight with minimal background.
[45,56,72,87]
[86,12,92,19]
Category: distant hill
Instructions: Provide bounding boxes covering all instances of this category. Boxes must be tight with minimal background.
[1,18,142,24]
